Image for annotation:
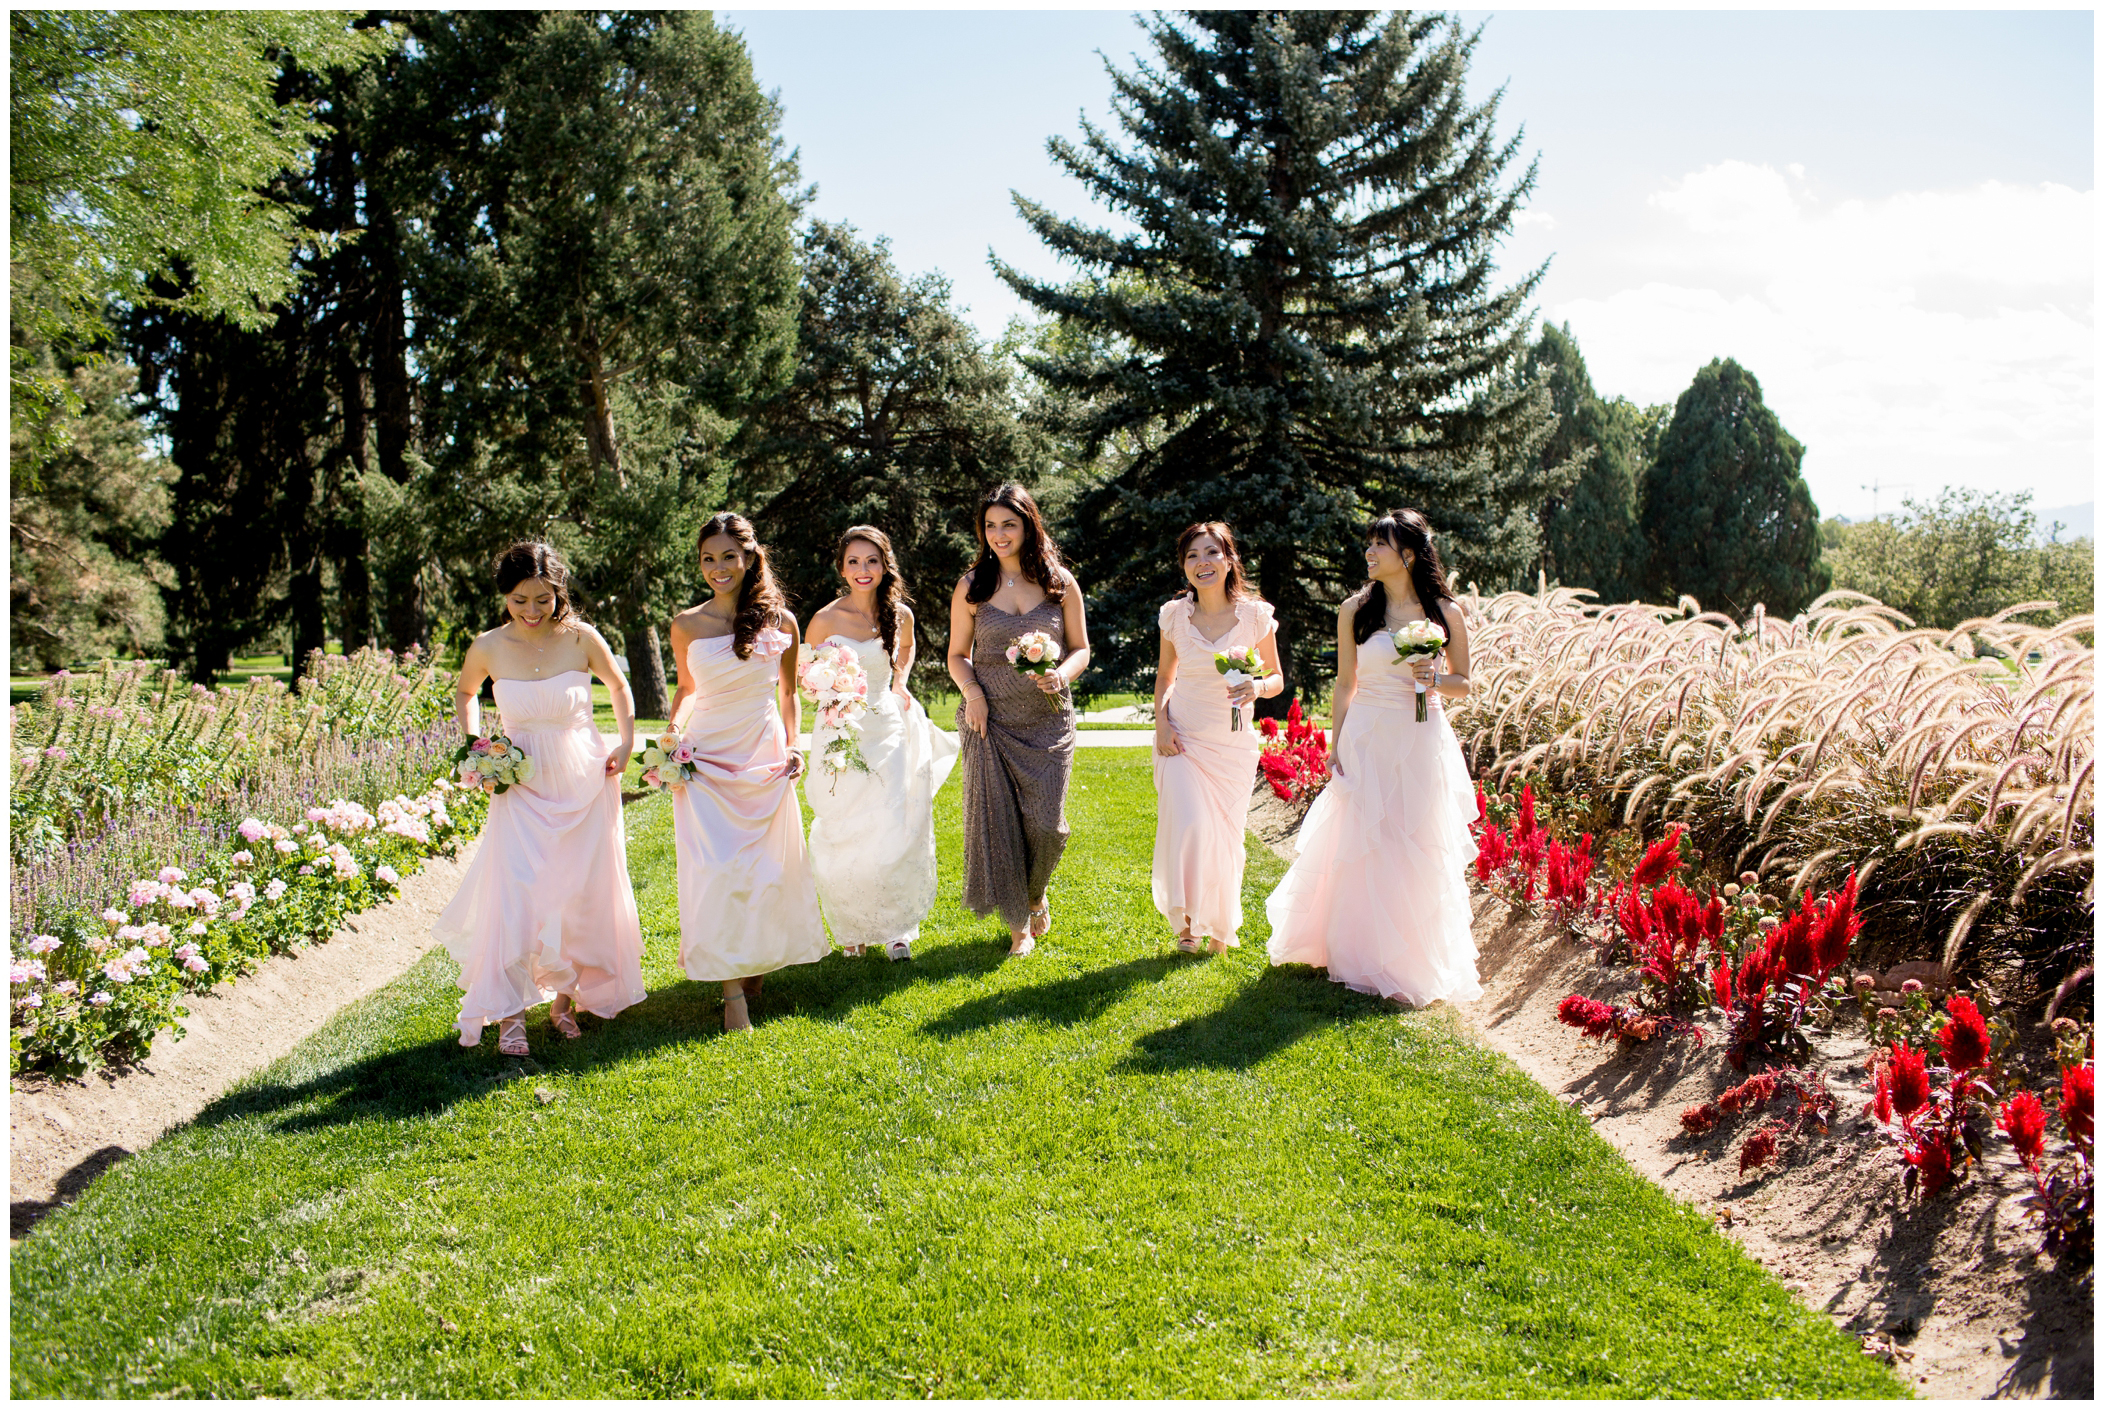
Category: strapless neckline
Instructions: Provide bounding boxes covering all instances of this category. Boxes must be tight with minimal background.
[492,668,590,684]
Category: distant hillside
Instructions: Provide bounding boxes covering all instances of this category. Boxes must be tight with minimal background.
[2040,501,2093,542]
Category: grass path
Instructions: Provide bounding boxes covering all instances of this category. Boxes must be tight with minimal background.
[11,753,1902,1397]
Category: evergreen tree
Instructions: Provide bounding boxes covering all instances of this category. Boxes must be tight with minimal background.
[403,10,802,717]
[998,10,1559,695]
[1525,323,1647,602]
[1641,358,1828,617]
[732,223,1046,681]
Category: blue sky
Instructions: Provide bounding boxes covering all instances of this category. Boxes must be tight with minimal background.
[720,8,2094,524]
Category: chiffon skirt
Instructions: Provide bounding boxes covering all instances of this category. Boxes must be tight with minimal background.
[1152,702,1261,944]
[1265,698,1482,1005]
[434,720,646,1043]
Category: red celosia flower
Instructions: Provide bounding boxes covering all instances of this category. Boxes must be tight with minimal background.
[1711,958,1734,1009]
[1870,1068,1895,1125]
[1474,784,1488,825]
[1773,910,1816,985]
[1515,784,1539,846]
[1937,995,1992,1073]
[1629,826,1684,891]
[1998,1091,2049,1167]
[1680,1103,1718,1135]
[1556,994,1618,1039]
[1888,1042,1932,1117]
[1717,1072,1779,1115]
[1809,871,1859,977]
[1905,1132,1957,1197]
[2063,1062,2094,1148]
[1474,823,1511,884]
[1544,834,1595,912]
[1739,1125,1778,1172]
[1700,892,1726,943]
[1258,716,1280,740]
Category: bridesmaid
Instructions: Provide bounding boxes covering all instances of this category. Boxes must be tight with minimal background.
[667,513,827,1032]
[434,542,646,1056]
[804,526,960,960]
[946,483,1090,956]
[1152,522,1283,954]
[1265,508,1481,1007]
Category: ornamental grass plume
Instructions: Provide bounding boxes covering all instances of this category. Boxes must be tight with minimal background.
[1937,994,1993,1073]
[1999,1091,2050,1166]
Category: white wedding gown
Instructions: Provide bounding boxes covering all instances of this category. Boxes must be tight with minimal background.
[804,635,960,953]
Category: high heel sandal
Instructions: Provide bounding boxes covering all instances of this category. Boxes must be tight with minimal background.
[1174,936,1202,955]
[1029,901,1051,938]
[549,994,582,1040]
[497,1015,530,1057]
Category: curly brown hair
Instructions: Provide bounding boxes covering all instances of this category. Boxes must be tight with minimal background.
[837,525,911,665]
[697,512,787,659]
[965,483,1066,606]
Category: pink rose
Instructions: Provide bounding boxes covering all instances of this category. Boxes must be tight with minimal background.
[471,738,492,754]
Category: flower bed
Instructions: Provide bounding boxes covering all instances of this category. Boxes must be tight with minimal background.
[9,649,489,1075]
[1453,587,2093,999]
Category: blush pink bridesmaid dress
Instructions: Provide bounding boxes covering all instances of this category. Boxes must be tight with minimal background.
[1265,630,1481,1005]
[1152,596,1274,947]
[434,671,646,1044]
[671,634,828,981]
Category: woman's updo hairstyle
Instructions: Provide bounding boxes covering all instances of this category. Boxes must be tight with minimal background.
[493,541,580,629]
[837,525,911,665]
[965,483,1066,606]
[1351,507,1458,647]
[697,512,787,660]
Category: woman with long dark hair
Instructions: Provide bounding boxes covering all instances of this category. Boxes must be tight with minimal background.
[944,484,1090,955]
[802,526,959,960]
[434,541,646,1056]
[1152,521,1283,954]
[1265,508,1481,1006]
[667,513,826,1031]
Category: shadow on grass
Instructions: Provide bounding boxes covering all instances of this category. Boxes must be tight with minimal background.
[1114,964,1384,1074]
[918,954,1181,1038]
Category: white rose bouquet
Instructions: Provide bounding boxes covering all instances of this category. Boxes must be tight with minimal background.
[796,642,871,776]
[1390,620,1446,721]
[452,732,534,793]
[636,730,701,791]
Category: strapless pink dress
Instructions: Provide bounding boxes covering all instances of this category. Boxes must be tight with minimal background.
[671,636,828,981]
[434,671,645,1043]
[1265,632,1481,1005]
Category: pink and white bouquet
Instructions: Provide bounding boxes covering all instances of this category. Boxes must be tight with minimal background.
[636,729,701,791]
[452,732,534,793]
[1390,620,1446,721]
[796,642,871,775]
[1213,647,1262,732]
[1006,630,1062,678]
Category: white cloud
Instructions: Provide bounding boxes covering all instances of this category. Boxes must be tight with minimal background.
[1551,162,2093,519]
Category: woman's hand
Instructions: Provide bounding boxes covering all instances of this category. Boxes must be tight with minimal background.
[962,693,988,736]
[784,750,806,781]
[1034,668,1065,696]
[1154,722,1184,757]
[605,745,632,778]
[1226,678,1257,707]
[894,683,914,708]
[1410,659,1438,686]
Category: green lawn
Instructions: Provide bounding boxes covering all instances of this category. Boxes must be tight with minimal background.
[10,753,1903,1398]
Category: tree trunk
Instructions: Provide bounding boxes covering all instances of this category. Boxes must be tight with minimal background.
[367,185,424,654]
[625,617,670,722]
[1255,541,1298,721]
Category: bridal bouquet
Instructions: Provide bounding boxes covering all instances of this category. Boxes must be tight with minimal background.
[1390,620,1446,722]
[636,730,700,791]
[1213,647,1262,731]
[1006,630,1062,678]
[796,642,871,775]
[453,732,534,794]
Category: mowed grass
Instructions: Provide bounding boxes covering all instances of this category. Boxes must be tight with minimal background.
[10,753,1903,1398]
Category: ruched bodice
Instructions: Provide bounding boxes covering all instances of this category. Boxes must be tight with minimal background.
[1352,630,1447,713]
[806,635,959,951]
[685,635,782,717]
[491,671,594,733]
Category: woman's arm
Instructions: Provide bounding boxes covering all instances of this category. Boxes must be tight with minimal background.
[892,605,917,703]
[947,577,987,737]
[1329,600,1360,775]
[1152,631,1182,756]
[1436,599,1472,700]
[583,627,634,777]
[454,639,490,739]
[666,614,696,735]
[1047,572,1092,694]
[1252,625,1284,701]
[775,609,805,778]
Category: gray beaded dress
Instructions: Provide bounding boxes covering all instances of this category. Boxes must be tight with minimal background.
[957,598,1077,931]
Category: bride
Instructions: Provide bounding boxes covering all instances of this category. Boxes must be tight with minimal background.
[802,526,959,960]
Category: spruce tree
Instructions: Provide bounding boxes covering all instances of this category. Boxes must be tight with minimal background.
[1526,323,1646,602]
[998,10,1558,694]
[1641,358,1829,617]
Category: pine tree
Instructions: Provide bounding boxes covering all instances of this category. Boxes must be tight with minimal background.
[1526,323,1647,602]
[1641,358,1829,617]
[731,223,1046,681]
[998,10,1559,694]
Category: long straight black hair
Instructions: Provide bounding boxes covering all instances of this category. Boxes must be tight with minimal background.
[1351,508,1458,646]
